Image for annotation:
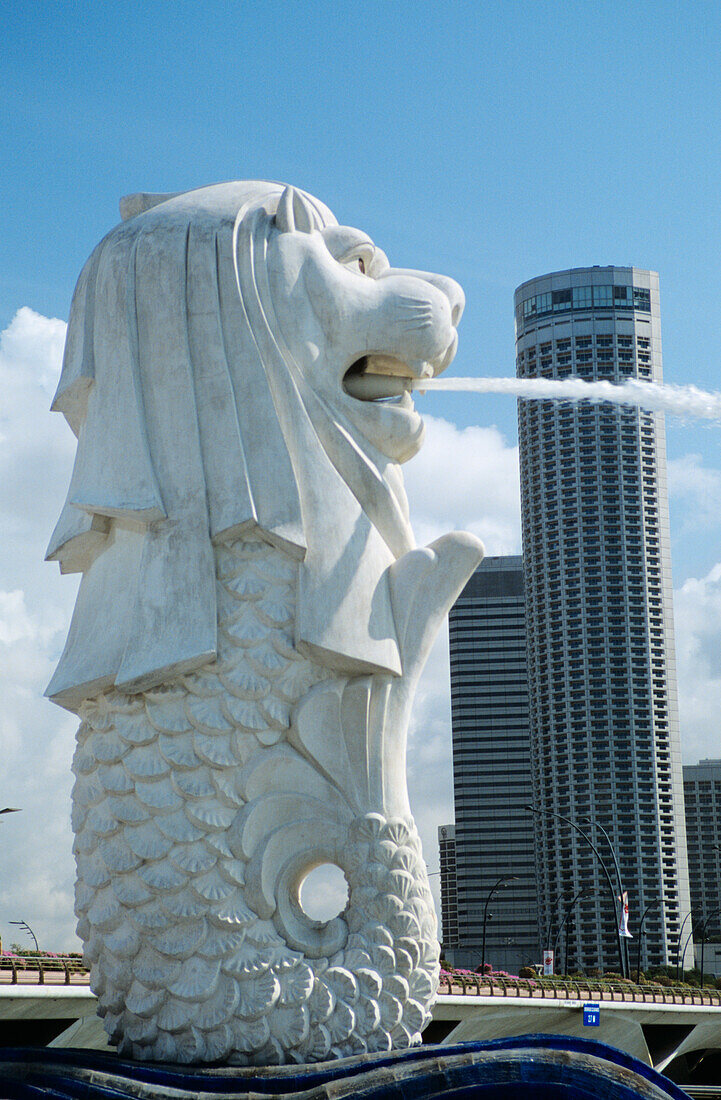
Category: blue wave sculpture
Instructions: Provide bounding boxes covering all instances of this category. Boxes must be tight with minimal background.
[0,1036,692,1098]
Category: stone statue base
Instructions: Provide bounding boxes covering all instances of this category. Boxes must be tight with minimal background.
[0,1037,690,1098]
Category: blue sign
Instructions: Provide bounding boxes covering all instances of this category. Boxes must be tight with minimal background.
[583,1003,600,1027]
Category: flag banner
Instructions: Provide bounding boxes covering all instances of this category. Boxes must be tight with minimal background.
[618,891,633,939]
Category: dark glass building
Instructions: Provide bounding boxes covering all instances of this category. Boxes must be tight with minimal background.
[684,760,721,944]
[444,555,540,973]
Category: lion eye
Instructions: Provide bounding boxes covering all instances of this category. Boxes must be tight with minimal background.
[358,257,366,275]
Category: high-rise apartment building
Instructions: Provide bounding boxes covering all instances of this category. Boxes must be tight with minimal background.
[514,266,691,972]
[438,824,459,955]
[683,760,721,942]
[445,556,539,973]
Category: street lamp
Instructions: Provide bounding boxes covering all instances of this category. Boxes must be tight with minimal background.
[552,888,588,977]
[480,875,518,978]
[525,803,628,977]
[698,906,721,986]
[581,816,630,980]
[680,924,697,979]
[675,910,697,983]
[544,893,566,955]
[635,899,661,984]
[9,920,39,953]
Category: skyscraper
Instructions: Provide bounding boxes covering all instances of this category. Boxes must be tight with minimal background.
[445,556,539,973]
[514,266,691,972]
[683,760,721,942]
[438,824,459,955]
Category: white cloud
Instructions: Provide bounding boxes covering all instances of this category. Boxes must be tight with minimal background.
[669,453,721,534]
[404,414,522,553]
[0,307,80,951]
[674,562,721,764]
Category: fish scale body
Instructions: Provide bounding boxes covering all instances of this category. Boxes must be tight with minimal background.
[72,535,440,1064]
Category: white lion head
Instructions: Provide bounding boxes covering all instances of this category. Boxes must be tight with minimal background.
[47,181,464,709]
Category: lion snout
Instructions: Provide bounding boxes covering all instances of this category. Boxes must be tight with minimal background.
[381,268,465,328]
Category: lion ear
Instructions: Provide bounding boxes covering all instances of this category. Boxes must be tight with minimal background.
[275,186,316,234]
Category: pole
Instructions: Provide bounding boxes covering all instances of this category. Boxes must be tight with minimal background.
[582,817,630,979]
[480,875,518,978]
[551,889,586,977]
[699,906,721,986]
[545,894,565,953]
[675,911,694,982]
[680,925,696,979]
[635,899,661,983]
[525,804,627,977]
[9,920,39,953]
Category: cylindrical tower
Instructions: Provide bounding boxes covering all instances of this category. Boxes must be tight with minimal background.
[514,266,691,974]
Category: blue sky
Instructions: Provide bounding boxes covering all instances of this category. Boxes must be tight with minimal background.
[4,1,721,530]
[3,1,721,946]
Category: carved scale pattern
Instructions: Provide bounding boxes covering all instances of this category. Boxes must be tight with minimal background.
[72,536,439,1064]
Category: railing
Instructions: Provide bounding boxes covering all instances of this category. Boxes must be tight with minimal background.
[0,954,89,986]
[2,959,720,1005]
[438,974,721,1007]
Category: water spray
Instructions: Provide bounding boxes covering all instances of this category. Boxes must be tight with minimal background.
[410,376,721,421]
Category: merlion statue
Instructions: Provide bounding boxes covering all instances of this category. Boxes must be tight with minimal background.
[47,181,484,1065]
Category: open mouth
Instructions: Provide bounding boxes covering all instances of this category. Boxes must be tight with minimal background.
[343,355,431,402]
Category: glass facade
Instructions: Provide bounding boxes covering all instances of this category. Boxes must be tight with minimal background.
[444,556,540,973]
[683,760,721,946]
[516,283,651,335]
[438,824,459,953]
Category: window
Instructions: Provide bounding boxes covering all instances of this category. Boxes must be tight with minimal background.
[519,284,652,326]
[633,287,651,311]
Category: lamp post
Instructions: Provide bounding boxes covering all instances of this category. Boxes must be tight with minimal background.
[480,875,518,979]
[544,893,566,953]
[675,910,696,983]
[525,804,627,977]
[551,888,587,977]
[680,924,696,979]
[698,906,721,986]
[9,920,39,953]
[582,816,630,979]
[635,899,661,984]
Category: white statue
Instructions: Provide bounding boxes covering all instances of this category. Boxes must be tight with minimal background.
[47,181,483,1065]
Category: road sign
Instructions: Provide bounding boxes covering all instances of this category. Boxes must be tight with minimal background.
[583,1002,600,1027]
